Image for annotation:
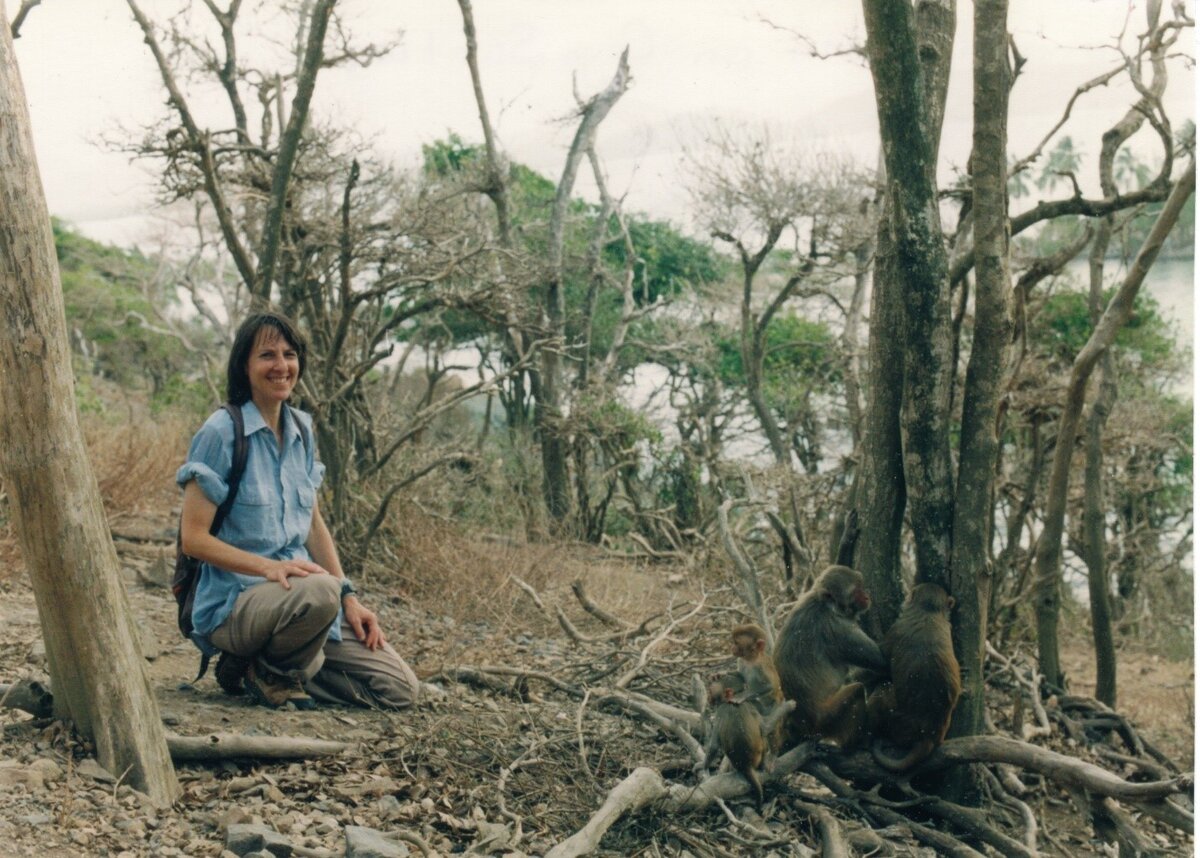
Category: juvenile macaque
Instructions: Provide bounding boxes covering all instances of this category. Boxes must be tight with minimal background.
[773,565,885,748]
[703,673,767,806]
[730,624,783,711]
[867,583,961,772]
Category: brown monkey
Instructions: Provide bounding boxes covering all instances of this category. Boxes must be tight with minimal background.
[703,673,767,806]
[867,583,961,772]
[774,565,885,748]
[730,624,783,711]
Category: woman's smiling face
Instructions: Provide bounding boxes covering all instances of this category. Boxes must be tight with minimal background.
[246,327,300,406]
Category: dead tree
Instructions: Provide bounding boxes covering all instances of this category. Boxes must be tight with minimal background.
[0,1,178,804]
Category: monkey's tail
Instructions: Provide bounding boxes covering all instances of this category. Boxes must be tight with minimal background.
[741,766,764,807]
[871,738,936,773]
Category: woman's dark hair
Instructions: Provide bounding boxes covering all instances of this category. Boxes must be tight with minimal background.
[226,312,308,405]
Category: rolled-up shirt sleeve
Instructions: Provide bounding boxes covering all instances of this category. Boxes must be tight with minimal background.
[176,419,232,507]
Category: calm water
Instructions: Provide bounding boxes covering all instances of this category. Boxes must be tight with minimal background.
[1067,256,1194,348]
[1064,256,1193,392]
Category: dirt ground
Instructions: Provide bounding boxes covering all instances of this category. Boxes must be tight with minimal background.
[0,512,1193,857]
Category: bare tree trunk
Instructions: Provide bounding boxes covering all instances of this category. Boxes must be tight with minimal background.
[1033,159,1194,688]
[541,48,630,530]
[255,0,336,300]
[860,0,956,599]
[947,0,1010,752]
[1035,2,1177,689]
[0,6,179,804]
[855,183,907,637]
[1081,0,1170,707]
[1083,223,1118,707]
[455,0,512,247]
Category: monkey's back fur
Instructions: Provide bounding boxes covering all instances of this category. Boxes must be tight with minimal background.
[871,583,961,770]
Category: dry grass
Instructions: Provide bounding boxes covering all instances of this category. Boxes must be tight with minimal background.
[373,504,693,637]
[0,413,188,576]
[84,413,189,519]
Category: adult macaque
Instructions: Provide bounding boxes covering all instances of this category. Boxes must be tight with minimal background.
[774,565,885,748]
[703,673,767,806]
[867,583,961,772]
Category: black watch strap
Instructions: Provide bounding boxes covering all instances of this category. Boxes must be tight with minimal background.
[339,579,356,599]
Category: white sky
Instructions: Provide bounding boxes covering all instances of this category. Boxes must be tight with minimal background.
[8,0,1196,246]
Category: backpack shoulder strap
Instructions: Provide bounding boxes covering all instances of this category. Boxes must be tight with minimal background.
[288,404,312,458]
[210,403,249,536]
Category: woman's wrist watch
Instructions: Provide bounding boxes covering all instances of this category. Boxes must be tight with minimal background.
[340,578,356,600]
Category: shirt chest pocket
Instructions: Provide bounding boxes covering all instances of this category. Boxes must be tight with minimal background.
[230,485,281,540]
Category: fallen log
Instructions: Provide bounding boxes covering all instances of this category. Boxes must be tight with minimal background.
[2,682,351,762]
[166,733,350,761]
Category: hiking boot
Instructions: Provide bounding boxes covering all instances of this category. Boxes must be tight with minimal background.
[245,663,317,711]
[214,652,249,696]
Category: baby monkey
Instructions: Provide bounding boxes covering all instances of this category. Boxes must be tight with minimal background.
[730,623,783,713]
[730,623,784,750]
[703,673,768,806]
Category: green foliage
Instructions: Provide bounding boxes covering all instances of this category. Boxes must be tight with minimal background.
[422,133,482,177]
[54,218,207,411]
[417,134,726,373]
[715,314,840,393]
[602,217,726,305]
[573,390,661,448]
[1033,286,1179,374]
[1036,136,1082,192]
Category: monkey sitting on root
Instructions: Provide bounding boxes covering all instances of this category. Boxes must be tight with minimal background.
[702,672,792,806]
[866,582,961,772]
[729,622,784,749]
[773,565,886,749]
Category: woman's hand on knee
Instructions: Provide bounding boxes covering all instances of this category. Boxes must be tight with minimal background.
[262,558,328,588]
[344,597,385,650]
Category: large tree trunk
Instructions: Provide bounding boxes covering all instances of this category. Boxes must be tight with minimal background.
[861,0,955,595]
[855,186,908,637]
[853,0,954,635]
[947,0,1011,748]
[1033,158,1194,688]
[0,5,179,804]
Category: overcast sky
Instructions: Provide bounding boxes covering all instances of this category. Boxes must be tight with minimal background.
[9,0,1195,247]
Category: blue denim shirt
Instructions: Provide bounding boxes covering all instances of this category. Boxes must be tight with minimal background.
[176,401,341,655]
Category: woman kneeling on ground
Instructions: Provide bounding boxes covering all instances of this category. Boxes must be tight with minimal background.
[177,311,420,710]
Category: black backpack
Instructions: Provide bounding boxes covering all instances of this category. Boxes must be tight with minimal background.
[172,403,249,681]
[172,403,311,681]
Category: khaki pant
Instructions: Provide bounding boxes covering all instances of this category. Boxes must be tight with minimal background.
[210,575,420,710]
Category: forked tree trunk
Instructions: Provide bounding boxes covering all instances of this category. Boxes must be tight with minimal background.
[0,2,179,805]
[1079,0,1170,708]
[541,48,630,532]
[853,0,955,637]
[863,0,956,593]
